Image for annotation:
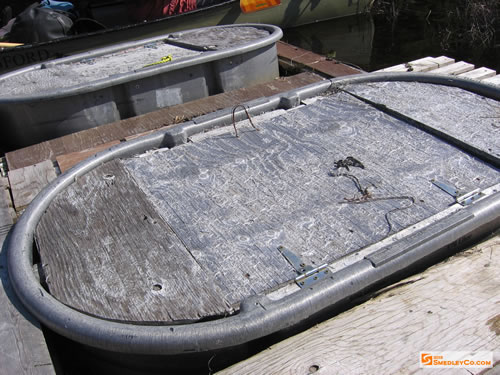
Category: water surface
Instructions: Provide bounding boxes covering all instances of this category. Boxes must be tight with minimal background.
[284,1,499,72]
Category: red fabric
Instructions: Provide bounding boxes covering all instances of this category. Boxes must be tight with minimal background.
[164,0,197,15]
[134,0,197,21]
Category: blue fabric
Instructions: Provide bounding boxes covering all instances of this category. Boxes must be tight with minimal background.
[40,0,74,11]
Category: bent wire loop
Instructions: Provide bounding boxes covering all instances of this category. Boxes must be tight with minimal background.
[232,104,260,137]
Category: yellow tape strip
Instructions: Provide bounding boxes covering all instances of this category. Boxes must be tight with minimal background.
[143,55,173,68]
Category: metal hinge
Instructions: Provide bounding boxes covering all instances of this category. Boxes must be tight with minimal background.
[278,246,329,288]
[431,180,483,206]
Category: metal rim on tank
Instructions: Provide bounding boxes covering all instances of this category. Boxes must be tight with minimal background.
[7,72,500,355]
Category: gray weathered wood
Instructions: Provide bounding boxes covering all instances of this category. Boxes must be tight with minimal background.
[346,81,500,163]
[0,181,55,374]
[35,159,232,322]
[0,177,16,235]
[124,92,499,306]
[8,160,58,211]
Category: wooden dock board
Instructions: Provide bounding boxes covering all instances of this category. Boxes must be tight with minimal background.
[0,178,55,374]
[375,56,455,72]
[376,56,498,89]
[5,73,324,171]
[8,160,58,211]
[276,41,363,77]
[34,89,500,322]
[0,177,15,234]
[458,67,497,80]
[217,235,500,375]
[483,75,500,86]
[429,61,475,75]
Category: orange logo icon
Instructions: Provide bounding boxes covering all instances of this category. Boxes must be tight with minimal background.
[421,353,433,366]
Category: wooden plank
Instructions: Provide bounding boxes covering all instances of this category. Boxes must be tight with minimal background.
[124,129,157,141]
[56,140,120,173]
[8,160,58,211]
[0,177,16,234]
[376,56,455,72]
[277,41,363,77]
[458,67,497,80]
[35,159,232,322]
[5,73,325,171]
[405,56,453,72]
[483,75,500,86]
[217,235,500,375]
[430,61,475,75]
[431,55,457,68]
[0,181,55,374]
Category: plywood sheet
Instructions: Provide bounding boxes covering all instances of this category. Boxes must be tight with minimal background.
[345,81,500,164]
[35,160,232,322]
[123,92,499,307]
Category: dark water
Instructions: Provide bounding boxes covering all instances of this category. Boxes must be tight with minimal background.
[283,0,500,73]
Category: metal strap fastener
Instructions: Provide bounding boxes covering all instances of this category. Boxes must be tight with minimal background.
[431,180,483,206]
[278,246,329,288]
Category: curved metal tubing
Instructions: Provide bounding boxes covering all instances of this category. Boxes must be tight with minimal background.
[7,72,500,354]
[0,24,283,103]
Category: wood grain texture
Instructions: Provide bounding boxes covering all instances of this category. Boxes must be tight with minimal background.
[34,87,500,323]
[0,190,55,374]
[55,140,120,173]
[458,67,497,81]
[430,61,475,75]
[277,41,362,77]
[124,92,499,305]
[8,160,58,211]
[346,81,500,163]
[35,159,232,322]
[5,73,324,171]
[217,236,500,375]
[376,56,455,72]
[0,176,16,235]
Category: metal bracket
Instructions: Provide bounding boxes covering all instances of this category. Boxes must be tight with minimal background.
[278,246,329,288]
[431,180,483,206]
[456,189,483,206]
